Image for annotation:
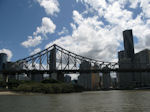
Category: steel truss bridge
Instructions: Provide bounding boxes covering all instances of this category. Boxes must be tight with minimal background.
[1,44,150,75]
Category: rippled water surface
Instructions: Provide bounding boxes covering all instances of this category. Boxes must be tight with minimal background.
[1,90,150,112]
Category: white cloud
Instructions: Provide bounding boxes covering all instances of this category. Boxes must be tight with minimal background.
[45,0,150,63]
[71,0,150,59]
[140,0,150,18]
[30,48,41,55]
[0,49,13,61]
[22,17,56,48]
[58,27,69,36]
[104,1,133,25]
[34,17,56,36]
[37,0,59,15]
[46,10,119,62]
[21,36,42,48]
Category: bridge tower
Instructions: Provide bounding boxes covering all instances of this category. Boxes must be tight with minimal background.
[49,45,64,81]
[49,45,56,71]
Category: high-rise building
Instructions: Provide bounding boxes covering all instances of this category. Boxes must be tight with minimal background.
[78,61,92,90]
[123,30,134,59]
[0,53,7,70]
[101,67,111,89]
[134,49,150,87]
[0,53,8,80]
[118,29,150,89]
[91,64,100,90]
[78,61,100,90]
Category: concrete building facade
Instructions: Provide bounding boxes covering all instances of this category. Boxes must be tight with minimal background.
[78,61,100,90]
[0,53,7,80]
[118,29,150,89]
[101,67,111,89]
[0,53,7,70]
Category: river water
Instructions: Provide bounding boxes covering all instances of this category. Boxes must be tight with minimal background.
[0,90,150,112]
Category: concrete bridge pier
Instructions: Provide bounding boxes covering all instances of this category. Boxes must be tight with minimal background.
[49,45,64,81]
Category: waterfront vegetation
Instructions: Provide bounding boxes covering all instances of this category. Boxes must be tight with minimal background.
[0,79,84,93]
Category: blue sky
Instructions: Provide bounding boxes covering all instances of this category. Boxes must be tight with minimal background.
[0,0,150,62]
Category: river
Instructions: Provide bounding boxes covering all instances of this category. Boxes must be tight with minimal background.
[0,90,150,112]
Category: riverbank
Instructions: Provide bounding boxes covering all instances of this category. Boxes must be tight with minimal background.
[0,91,19,95]
[14,82,84,94]
[0,79,84,94]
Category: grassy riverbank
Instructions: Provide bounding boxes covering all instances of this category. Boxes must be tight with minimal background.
[0,79,84,94]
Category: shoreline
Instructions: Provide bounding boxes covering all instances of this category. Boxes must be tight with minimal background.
[1,89,150,95]
[0,91,19,95]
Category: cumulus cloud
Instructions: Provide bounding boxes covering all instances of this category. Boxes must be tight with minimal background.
[34,17,56,36]
[45,0,150,62]
[22,17,56,48]
[30,48,41,55]
[21,36,42,48]
[22,0,58,49]
[46,10,119,62]
[37,0,59,15]
[0,49,13,61]
[140,0,150,18]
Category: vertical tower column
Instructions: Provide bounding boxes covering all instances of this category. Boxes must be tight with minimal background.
[49,45,57,80]
[123,30,135,59]
[49,45,56,71]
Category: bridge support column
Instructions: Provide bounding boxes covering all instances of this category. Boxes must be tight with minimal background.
[50,45,56,71]
[49,46,57,80]
[49,45,64,81]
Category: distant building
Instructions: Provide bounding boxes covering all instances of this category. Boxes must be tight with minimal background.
[64,75,71,83]
[5,62,17,80]
[0,53,7,70]
[101,66,111,90]
[134,49,150,87]
[30,74,43,82]
[50,72,64,82]
[78,61,100,90]
[91,64,100,90]
[118,29,150,89]
[78,61,91,90]
[0,53,7,80]
[111,77,117,89]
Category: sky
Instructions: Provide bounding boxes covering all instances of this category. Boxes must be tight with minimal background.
[0,0,150,63]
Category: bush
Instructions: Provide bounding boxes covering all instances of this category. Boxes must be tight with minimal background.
[15,84,32,92]
[7,80,20,89]
[61,83,74,93]
[14,82,84,93]
[43,84,54,93]
[41,78,59,84]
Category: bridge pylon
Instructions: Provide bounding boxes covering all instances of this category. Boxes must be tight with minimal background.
[49,45,64,81]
